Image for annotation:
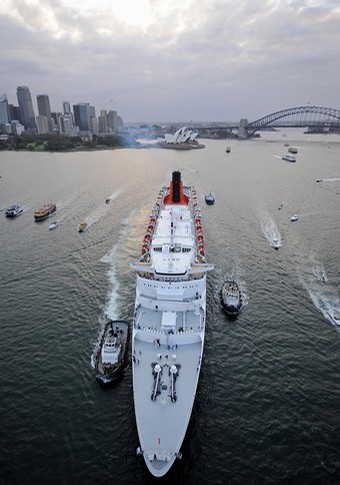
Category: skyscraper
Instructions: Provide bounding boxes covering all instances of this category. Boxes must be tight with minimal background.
[37,94,52,132]
[107,110,118,132]
[0,94,9,125]
[16,86,36,130]
[73,103,91,131]
[63,101,71,114]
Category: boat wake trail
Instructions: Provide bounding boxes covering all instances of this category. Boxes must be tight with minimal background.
[100,209,137,320]
[106,189,120,203]
[317,177,340,182]
[261,216,282,249]
[298,255,340,330]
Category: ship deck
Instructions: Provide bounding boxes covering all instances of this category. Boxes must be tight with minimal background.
[133,318,204,476]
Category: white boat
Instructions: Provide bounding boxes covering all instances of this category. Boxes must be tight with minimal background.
[49,221,59,230]
[5,204,23,217]
[226,146,231,153]
[130,171,214,477]
[272,237,280,250]
[291,213,299,222]
[288,146,298,154]
[282,154,296,162]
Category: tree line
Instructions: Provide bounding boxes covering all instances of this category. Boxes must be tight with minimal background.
[0,133,139,152]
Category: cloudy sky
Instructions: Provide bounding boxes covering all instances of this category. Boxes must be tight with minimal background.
[1,0,339,122]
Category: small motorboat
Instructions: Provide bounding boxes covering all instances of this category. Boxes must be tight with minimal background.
[106,197,112,204]
[226,146,231,153]
[78,220,88,232]
[282,154,296,162]
[288,147,298,154]
[272,237,280,250]
[49,221,59,230]
[221,280,243,316]
[5,204,23,217]
[205,191,215,205]
[291,213,299,222]
[91,319,130,386]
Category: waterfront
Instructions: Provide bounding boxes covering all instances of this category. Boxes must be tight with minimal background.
[0,130,339,484]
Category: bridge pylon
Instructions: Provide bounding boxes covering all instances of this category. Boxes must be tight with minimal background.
[238,118,249,139]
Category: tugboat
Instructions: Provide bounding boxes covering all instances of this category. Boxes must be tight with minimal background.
[34,203,56,221]
[5,204,23,217]
[91,319,130,386]
[205,191,215,205]
[221,280,243,315]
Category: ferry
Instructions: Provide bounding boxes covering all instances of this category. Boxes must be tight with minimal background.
[5,204,23,217]
[34,203,56,221]
[130,171,214,477]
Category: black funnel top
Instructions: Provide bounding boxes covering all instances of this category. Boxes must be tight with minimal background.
[172,171,181,203]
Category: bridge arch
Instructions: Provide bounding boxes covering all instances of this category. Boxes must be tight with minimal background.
[246,105,340,135]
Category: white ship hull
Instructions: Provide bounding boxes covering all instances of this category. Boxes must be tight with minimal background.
[131,172,213,477]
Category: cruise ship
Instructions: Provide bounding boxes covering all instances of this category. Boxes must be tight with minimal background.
[130,171,213,477]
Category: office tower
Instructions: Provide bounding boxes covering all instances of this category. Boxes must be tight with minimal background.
[0,94,9,125]
[107,110,118,132]
[98,109,108,133]
[16,86,36,130]
[37,94,53,132]
[8,104,20,122]
[73,102,90,131]
[36,115,49,134]
[63,101,71,114]
[89,105,97,133]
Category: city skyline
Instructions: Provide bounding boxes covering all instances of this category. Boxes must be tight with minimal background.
[0,86,123,136]
[1,1,340,122]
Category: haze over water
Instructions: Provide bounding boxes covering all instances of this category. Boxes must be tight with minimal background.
[0,128,339,484]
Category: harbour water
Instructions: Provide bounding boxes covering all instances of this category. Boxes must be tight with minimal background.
[0,129,339,484]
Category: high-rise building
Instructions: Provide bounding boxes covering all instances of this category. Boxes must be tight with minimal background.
[107,110,118,132]
[36,115,49,134]
[98,109,108,133]
[37,94,52,131]
[8,104,20,122]
[63,101,71,114]
[89,105,98,134]
[0,94,9,125]
[16,86,36,130]
[73,102,90,131]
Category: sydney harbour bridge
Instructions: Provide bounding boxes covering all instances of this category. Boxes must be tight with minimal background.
[193,105,340,139]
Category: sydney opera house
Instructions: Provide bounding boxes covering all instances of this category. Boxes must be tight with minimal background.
[159,126,204,149]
